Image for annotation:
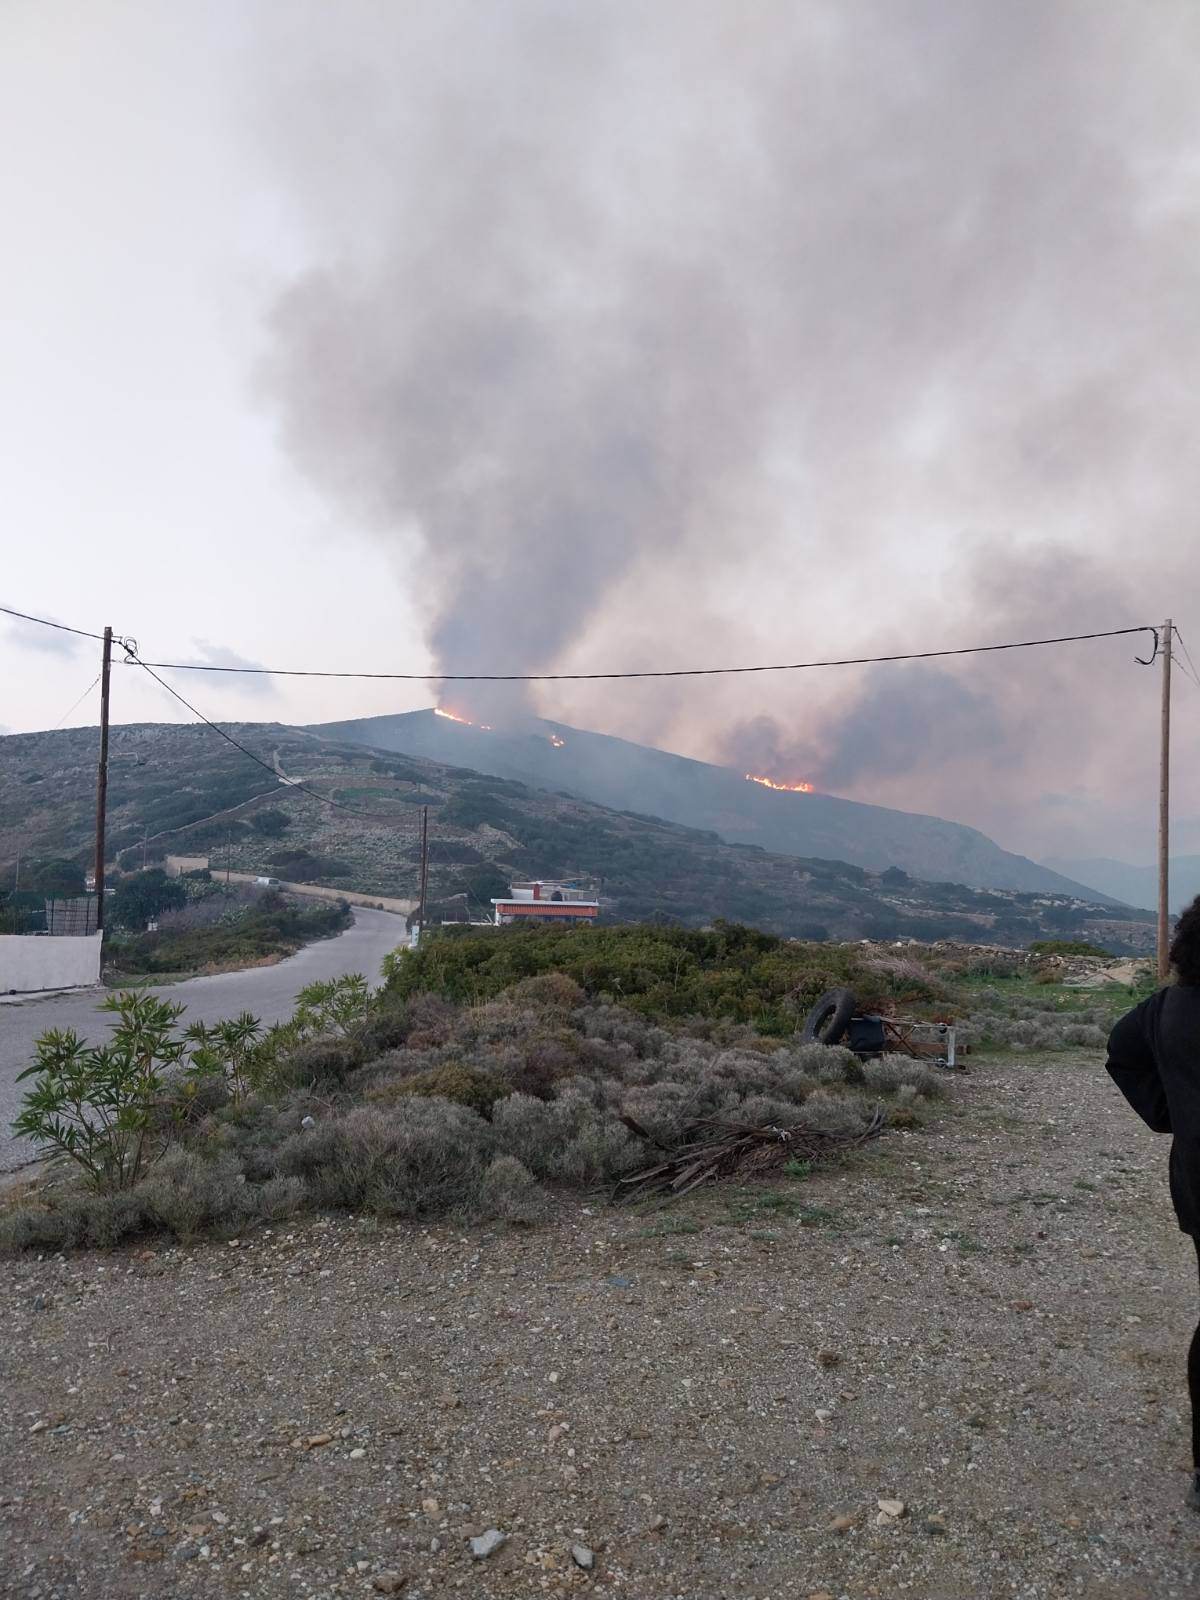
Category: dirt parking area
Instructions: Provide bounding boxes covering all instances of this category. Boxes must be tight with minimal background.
[2,1050,1198,1599]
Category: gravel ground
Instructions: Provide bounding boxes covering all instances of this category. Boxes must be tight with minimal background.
[2,1048,1198,1599]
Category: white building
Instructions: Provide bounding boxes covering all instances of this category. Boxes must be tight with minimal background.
[491,880,599,926]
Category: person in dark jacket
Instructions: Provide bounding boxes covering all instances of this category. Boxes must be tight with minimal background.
[1106,896,1200,1508]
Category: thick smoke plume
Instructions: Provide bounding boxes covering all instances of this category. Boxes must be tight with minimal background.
[253,1,1200,857]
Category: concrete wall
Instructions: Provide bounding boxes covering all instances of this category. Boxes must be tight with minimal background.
[165,855,211,878]
[0,933,103,994]
[223,872,416,917]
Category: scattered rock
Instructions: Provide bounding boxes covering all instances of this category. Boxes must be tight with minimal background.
[421,1497,441,1517]
[305,1433,333,1449]
[829,1513,857,1534]
[301,1115,316,1128]
[469,1529,508,1559]
[570,1544,595,1570]
[877,1499,906,1519]
[29,1420,47,1435]
[606,1275,633,1289]
[814,1408,834,1425]
[32,1295,49,1312]
[371,1572,406,1594]
[349,1447,366,1459]
[649,1513,668,1532]
[924,1514,948,1536]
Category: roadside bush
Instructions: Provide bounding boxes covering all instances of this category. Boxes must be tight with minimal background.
[276,1100,494,1217]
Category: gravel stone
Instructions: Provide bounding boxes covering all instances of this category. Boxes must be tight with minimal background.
[3,1051,1200,1596]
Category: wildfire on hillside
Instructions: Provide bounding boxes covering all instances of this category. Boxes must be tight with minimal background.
[435,706,492,730]
[745,772,814,793]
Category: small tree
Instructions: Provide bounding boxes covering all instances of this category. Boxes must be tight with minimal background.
[27,858,86,898]
[111,869,186,929]
[14,993,191,1191]
[251,808,291,839]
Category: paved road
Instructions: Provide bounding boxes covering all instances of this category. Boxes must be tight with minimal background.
[0,908,406,1174]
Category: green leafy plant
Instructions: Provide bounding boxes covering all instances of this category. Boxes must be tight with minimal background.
[293,974,371,1036]
[14,992,190,1191]
[184,1011,263,1102]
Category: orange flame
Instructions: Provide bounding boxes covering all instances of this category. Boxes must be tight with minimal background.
[434,707,492,730]
[745,772,814,793]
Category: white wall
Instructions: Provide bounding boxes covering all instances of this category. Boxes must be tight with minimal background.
[0,933,103,993]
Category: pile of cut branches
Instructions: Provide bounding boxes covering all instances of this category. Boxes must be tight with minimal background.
[613,1107,886,1205]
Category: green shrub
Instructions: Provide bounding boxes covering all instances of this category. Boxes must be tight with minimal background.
[383,1062,505,1117]
[503,973,586,1009]
[13,992,190,1191]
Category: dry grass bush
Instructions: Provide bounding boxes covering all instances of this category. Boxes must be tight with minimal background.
[861,1053,946,1098]
[133,1149,304,1239]
[480,1155,551,1223]
[861,955,952,999]
[276,1100,493,1216]
[792,1087,876,1136]
[275,1035,365,1089]
[206,1092,326,1180]
[380,1061,506,1118]
[491,1088,640,1183]
[0,1149,303,1252]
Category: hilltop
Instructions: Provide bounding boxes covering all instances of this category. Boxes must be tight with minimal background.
[0,720,1150,948]
[315,709,1115,901]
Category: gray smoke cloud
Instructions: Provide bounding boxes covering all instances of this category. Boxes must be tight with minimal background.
[251,0,1200,856]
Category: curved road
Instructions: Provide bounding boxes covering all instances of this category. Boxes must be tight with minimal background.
[0,908,406,1174]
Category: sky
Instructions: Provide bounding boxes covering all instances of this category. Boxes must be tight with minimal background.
[1,0,1198,866]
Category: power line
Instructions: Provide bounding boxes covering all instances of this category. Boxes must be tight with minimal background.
[1,598,1161,680]
[132,625,1156,681]
[124,647,415,824]
[1174,628,1200,690]
[53,673,101,729]
[0,604,110,644]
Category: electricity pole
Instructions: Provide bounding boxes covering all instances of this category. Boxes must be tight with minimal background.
[93,625,113,933]
[1157,618,1174,982]
[416,805,430,945]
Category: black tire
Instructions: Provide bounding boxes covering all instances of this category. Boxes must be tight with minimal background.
[801,987,856,1045]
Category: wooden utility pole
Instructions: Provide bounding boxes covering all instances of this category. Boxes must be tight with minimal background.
[1157,618,1174,981]
[416,805,430,945]
[93,625,113,932]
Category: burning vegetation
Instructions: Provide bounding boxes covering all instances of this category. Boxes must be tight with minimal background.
[745,773,814,794]
[435,707,492,731]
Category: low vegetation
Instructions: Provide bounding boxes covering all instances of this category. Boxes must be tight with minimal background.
[3,923,1150,1253]
[102,891,351,979]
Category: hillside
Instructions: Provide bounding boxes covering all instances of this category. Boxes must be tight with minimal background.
[0,721,1151,949]
[1044,855,1200,914]
[316,709,1115,900]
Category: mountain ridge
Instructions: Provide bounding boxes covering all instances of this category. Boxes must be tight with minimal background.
[315,709,1118,903]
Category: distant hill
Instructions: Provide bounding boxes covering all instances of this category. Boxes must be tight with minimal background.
[0,720,1150,949]
[316,708,1116,902]
[1044,855,1200,914]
